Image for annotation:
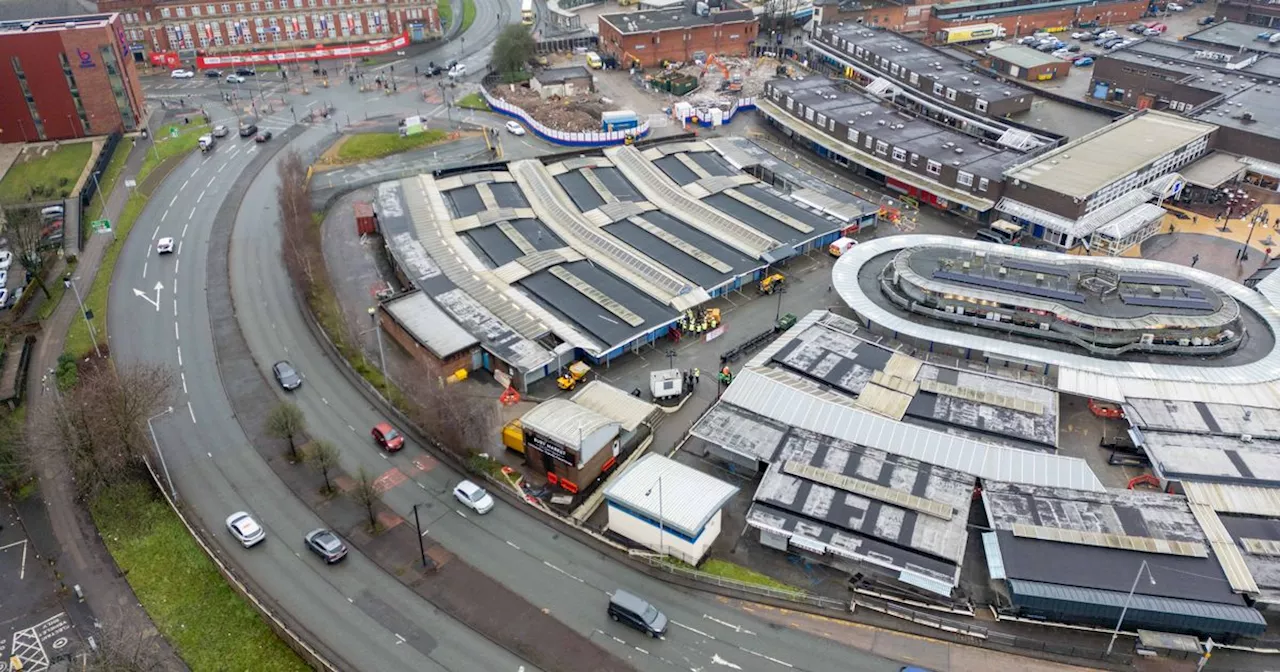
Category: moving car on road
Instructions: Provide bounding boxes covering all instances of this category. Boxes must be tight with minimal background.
[239,123,258,138]
[505,120,526,136]
[608,589,667,638]
[205,69,222,78]
[453,481,495,514]
[273,360,302,390]
[235,68,257,76]
[371,422,405,452]
[255,130,273,143]
[304,529,347,563]
[226,512,266,547]
[212,124,230,138]
[226,74,246,84]
[157,237,175,254]
[170,69,194,79]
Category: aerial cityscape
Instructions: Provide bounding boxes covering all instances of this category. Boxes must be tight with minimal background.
[0,0,1279,668]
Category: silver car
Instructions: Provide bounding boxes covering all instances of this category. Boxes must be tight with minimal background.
[226,512,266,547]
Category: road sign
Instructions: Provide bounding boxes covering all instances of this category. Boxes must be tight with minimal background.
[169,126,178,138]
[91,219,112,233]
[124,178,137,188]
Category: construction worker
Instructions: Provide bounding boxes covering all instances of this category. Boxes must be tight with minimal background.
[693,367,700,385]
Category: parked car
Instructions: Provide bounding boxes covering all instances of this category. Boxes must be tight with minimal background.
[1074,56,1095,66]
[453,480,495,514]
[304,529,347,563]
[170,69,194,79]
[255,130,273,143]
[372,422,405,452]
[204,69,223,78]
[1036,42,1057,52]
[273,360,302,390]
[1144,28,1162,36]
[449,63,467,78]
[1019,36,1038,45]
[156,237,175,254]
[1168,3,1184,11]
[1067,44,1082,52]
[226,512,266,547]
[1078,33,1097,41]
[1199,15,1216,25]
[1071,31,1087,39]
[239,123,258,137]
[226,74,246,84]
[0,250,13,271]
[212,124,230,138]
[1129,23,1147,32]
[505,120,526,136]
[1098,30,1118,39]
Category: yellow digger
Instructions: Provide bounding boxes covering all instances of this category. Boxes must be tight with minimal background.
[759,272,786,295]
[557,361,591,391]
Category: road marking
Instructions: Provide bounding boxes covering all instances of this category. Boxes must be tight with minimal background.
[182,223,188,238]
[133,282,163,311]
[738,648,793,668]
[704,615,751,634]
[671,621,715,639]
[175,258,180,274]
[181,371,187,394]
[174,299,178,316]
[161,209,169,222]
[455,510,467,518]
[321,397,329,405]
[0,539,27,579]
[153,226,161,240]
[178,241,183,255]
[710,653,743,669]
[177,346,183,366]
[188,401,197,424]
[207,176,216,187]
[197,189,205,203]
[143,261,148,279]
[219,161,228,173]
[395,634,407,645]
[190,206,197,220]
[506,540,521,550]
[421,528,430,537]
[174,322,180,341]
[170,193,179,207]
[542,560,586,583]
[181,178,189,190]
[634,647,649,655]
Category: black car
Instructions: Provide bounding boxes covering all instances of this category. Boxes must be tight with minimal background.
[305,529,347,564]
[273,360,302,390]
[255,130,273,143]
[205,69,222,78]
[239,123,258,137]
[235,68,257,76]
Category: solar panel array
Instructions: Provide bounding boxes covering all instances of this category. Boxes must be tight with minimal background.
[1119,273,1191,287]
[1000,260,1070,277]
[1119,294,1214,311]
[933,270,1086,303]
[1011,523,1209,558]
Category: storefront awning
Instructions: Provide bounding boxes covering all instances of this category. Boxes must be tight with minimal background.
[1181,152,1247,189]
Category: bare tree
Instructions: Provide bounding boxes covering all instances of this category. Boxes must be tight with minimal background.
[46,361,174,498]
[350,466,379,532]
[265,401,306,462]
[276,152,319,295]
[74,611,171,672]
[307,439,340,495]
[0,408,31,493]
[401,358,499,461]
[3,207,53,299]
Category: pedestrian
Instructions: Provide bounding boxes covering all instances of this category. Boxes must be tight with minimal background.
[693,367,700,385]
[1191,253,1200,267]
[1193,216,1198,225]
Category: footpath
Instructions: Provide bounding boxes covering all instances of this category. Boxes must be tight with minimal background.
[14,117,187,669]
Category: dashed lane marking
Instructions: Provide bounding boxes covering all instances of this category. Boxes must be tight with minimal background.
[188,401,197,424]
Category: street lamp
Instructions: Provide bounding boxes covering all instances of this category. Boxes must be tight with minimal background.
[148,406,177,500]
[644,476,665,556]
[1105,559,1156,656]
[367,306,388,396]
[64,275,102,358]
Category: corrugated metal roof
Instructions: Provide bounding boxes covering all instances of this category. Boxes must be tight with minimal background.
[720,366,1105,491]
[1007,579,1267,631]
[570,380,661,433]
[604,453,739,538]
[1187,502,1261,595]
[520,399,619,449]
[1184,481,1280,518]
[381,291,479,359]
[982,532,1006,580]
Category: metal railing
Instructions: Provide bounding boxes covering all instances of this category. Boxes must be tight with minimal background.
[630,551,848,611]
[481,88,649,147]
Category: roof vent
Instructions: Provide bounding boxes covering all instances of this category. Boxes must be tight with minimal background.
[998,266,1007,275]
[1152,285,1162,295]
[1036,273,1045,284]
[1243,434,1254,443]
[955,147,965,154]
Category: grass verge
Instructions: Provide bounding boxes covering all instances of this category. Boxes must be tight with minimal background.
[461,0,477,33]
[91,480,310,672]
[664,557,805,593]
[333,130,449,163]
[36,274,69,321]
[456,92,489,111]
[438,0,453,29]
[64,125,207,358]
[0,143,93,205]
[85,143,134,223]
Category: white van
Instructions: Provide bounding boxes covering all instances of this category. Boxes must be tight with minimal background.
[448,63,467,78]
[198,134,215,152]
[828,237,858,257]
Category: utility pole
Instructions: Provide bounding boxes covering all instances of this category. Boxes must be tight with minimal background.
[64,275,101,358]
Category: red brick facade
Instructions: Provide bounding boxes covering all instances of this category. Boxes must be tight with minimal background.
[927,0,1148,37]
[96,0,439,58]
[0,14,145,143]
[598,14,758,68]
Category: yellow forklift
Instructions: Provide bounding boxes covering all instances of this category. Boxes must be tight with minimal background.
[759,272,786,295]
[556,361,591,391]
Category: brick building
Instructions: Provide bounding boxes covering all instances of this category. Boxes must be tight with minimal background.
[985,41,1070,81]
[0,14,145,143]
[811,0,930,33]
[598,0,757,68]
[928,0,1147,38]
[96,0,439,62]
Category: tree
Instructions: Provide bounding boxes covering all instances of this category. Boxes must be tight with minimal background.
[265,402,306,462]
[401,358,499,461]
[75,613,171,672]
[3,207,53,299]
[276,151,319,295]
[492,24,535,78]
[0,409,31,494]
[350,466,379,532]
[46,361,174,498]
[307,439,340,495]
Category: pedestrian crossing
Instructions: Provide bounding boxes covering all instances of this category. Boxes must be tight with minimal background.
[144,80,289,98]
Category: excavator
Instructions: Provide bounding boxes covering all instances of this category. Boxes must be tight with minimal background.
[759,272,786,295]
[702,55,742,92]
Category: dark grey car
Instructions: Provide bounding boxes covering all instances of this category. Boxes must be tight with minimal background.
[305,529,347,563]
[273,360,302,390]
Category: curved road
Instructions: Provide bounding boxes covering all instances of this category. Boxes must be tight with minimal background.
[110,8,911,672]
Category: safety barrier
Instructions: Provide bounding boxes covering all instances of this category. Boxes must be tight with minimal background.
[670,97,757,128]
[481,88,649,147]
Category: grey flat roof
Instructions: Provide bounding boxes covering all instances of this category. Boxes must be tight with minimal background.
[536,66,592,84]
[987,42,1062,70]
[605,454,739,539]
[1006,95,1116,141]
[1007,580,1264,632]
[1005,110,1216,200]
[1193,86,1280,141]
[382,291,479,359]
[599,1,753,34]
[1181,152,1248,189]
[1185,20,1280,54]
[517,259,679,347]
[820,26,1023,103]
[1145,439,1280,487]
[603,211,762,289]
[1126,398,1280,438]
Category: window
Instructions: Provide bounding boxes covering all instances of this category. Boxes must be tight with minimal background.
[847,128,858,143]
[221,3,230,11]
[176,6,186,17]
[945,88,956,101]
[251,1,259,9]
[978,177,989,192]
[816,113,827,128]
[828,118,835,132]
[909,72,918,85]
[804,107,814,122]
[864,135,872,149]
[958,171,974,187]
[161,7,172,17]
[890,64,899,76]
[265,0,274,8]
[892,148,906,162]
[975,99,988,113]
[910,153,919,167]
[235,3,245,11]
[926,160,941,176]
[875,140,888,156]
[932,82,943,95]
[207,4,215,13]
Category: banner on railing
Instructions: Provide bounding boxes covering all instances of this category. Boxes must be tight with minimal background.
[483,89,649,147]
[197,32,409,68]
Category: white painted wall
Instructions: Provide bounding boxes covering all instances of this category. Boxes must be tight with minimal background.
[607,505,721,565]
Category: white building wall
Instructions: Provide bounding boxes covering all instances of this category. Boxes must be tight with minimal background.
[607,505,722,565]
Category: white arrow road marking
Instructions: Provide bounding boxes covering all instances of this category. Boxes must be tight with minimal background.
[133,281,164,311]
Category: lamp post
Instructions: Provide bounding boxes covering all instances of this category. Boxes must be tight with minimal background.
[148,406,177,500]
[412,503,429,567]
[64,275,102,358]
[645,476,665,556]
[367,306,388,396]
[1106,559,1156,656]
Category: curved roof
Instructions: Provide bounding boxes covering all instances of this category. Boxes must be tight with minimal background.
[521,399,619,448]
[835,236,1280,406]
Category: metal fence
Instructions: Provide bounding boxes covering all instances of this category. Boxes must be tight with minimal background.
[631,551,848,611]
[77,131,122,251]
[481,88,649,146]
[534,35,597,54]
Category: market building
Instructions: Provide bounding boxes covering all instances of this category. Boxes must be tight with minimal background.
[597,0,758,69]
[520,399,622,495]
[984,41,1070,82]
[0,13,145,142]
[95,0,439,62]
[603,453,738,565]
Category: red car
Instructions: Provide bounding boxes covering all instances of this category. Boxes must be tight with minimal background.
[372,422,405,452]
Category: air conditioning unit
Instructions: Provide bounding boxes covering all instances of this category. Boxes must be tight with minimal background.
[1242,434,1254,443]
[998,267,1007,275]
[1152,286,1162,295]
[1140,333,1155,344]
[945,305,956,313]
[1039,322,1050,331]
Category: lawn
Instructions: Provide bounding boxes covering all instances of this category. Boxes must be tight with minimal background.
[64,124,207,358]
[456,92,489,111]
[438,0,452,29]
[333,130,449,163]
[85,143,134,223]
[664,557,804,593]
[92,480,310,672]
[461,0,476,33]
[0,143,93,205]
